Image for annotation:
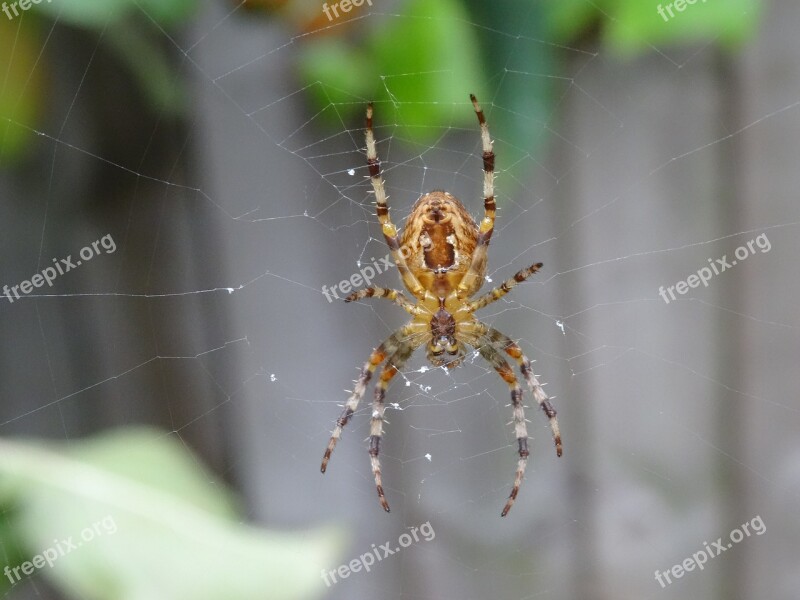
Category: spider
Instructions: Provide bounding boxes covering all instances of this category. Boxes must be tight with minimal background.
[321,95,562,517]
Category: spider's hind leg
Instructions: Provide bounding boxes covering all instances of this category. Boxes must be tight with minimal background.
[321,323,421,473]
[486,327,562,458]
[369,341,417,512]
[474,342,529,517]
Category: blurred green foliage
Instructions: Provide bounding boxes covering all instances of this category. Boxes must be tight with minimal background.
[0,0,197,163]
[33,0,198,27]
[298,0,487,138]
[0,18,44,162]
[464,0,557,189]
[0,429,341,600]
[297,0,761,187]
[546,0,761,53]
[0,0,763,163]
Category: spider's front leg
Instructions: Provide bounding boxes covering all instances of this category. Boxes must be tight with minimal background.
[365,103,434,304]
[454,94,496,299]
[468,262,543,313]
[471,93,496,235]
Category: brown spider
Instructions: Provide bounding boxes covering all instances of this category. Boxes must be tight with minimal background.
[321,95,562,517]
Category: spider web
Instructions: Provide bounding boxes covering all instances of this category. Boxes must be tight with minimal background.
[1,1,799,599]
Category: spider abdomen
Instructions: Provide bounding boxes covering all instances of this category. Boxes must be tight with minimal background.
[400,190,479,297]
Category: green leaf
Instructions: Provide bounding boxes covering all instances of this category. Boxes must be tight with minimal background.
[369,0,487,138]
[131,0,198,26]
[0,429,343,600]
[33,0,131,27]
[297,38,375,115]
[0,502,26,596]
[607,0,761,55]
[544,0,600,42]
[465,0,558,193]
[297,0,487,143]
[105,23,187,116]
[0,19,45,162]
[544,0,761,54]
[33,0,198,28]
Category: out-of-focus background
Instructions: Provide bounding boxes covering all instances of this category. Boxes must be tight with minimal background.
[0,0,798,599]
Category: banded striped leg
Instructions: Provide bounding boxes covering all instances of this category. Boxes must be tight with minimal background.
[345,287,426,316]
[468,263,543,313]
[471,93,496,234]
[456,95,496,298]
[475,343,529,517]
[321,323,419,473]
[365,104,430,301]
[369,343,416,512]
[484,326,561,457]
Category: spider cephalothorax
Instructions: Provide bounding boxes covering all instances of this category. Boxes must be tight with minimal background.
[321,95,562,517]
[428,298,464,368]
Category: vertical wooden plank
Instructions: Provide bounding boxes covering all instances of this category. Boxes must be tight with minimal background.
[738,1,800,598]
[552,45,749,598]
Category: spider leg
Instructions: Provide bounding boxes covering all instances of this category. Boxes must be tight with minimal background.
[344,287,427,316]
[471,93,496,235]
[321,322,423,473]
[468,263,543,313]
[454,95,496,299]
[473,341,529,517]
[470,324,561,457]
[369,341,418,512]
[365,104,431,301]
